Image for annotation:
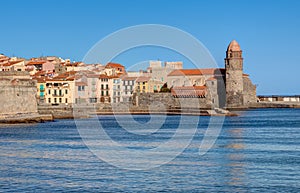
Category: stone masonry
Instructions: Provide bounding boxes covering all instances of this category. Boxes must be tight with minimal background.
[0,72,38,115]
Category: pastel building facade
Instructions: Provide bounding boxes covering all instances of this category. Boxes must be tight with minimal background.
[121,76,137,103]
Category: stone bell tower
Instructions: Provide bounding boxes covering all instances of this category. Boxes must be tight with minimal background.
[225,40,244,108]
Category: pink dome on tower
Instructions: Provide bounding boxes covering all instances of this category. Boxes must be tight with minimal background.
[227,40,241,52]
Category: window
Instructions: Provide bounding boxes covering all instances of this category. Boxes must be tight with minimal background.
[54,98,57,103]
[106,91,109,96]
[106,85,109,89]
[48,90,51,95]
[59,90,62,96]
[54,90,57,95]
[101,84,104,89]
[65,89,68,94]
[59,98,62,103]
[48,98,51,103]
[78,86,85,91]
[65,98,68,103]
[89,98,97,103]
[101,91,104,96]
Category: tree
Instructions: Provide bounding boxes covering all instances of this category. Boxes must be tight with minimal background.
[160,83,171,93]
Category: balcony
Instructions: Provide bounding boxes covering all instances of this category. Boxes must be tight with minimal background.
[52,94,64,97]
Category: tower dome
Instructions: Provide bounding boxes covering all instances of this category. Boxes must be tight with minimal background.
[227,40,241,52]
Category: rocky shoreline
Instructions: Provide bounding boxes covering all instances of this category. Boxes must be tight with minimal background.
[2,101,300,124]
[0,113,53,124]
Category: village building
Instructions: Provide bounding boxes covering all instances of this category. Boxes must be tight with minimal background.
[105,62,125,75]
[258,95,300,102]
[44,72,76,105]
[1,59,26,72]
[98,74,111,103]
[135,76,164,93]
[121,76,137,103]
[148,60,182,84]
[111,76,122,103]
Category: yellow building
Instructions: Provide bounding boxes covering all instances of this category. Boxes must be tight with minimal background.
[135,77,164,93]
[135,76,150,93]
[39,72,77,105]
[45,77,75,105]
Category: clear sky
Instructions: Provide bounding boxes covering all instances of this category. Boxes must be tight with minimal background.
[0,0,299,95]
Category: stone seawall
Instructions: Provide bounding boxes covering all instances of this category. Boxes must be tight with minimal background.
[37,93,234,119]
[133,93,213,109]
[0,72,54,123]
[0,113,53,124]
[0,77,38,115]
[38,105,75,119]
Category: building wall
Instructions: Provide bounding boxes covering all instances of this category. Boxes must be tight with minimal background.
[42,62,55,72]
[45,80,75,105]
[225,52,244,108]
[112,78,122,103]
[122,78,136,103]
[243,76,257,105]
[97,77,111,103]
[0,73,38,115]
[133,93,212,109]
[148,79,164,92]
[167,75,208,88]
[136,81,149,93]
[37,82,46,103]
[87,77,98,103]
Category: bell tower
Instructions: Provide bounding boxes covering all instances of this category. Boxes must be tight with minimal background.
[225,40,244,108]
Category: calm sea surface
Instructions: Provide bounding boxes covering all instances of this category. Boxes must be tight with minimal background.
[0,109,300,192]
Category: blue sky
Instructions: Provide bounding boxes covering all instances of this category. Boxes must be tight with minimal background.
[0,0,299,95]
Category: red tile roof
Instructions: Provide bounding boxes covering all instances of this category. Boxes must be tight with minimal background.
[168,68,225,76]
[121,76,138,81]
[2,60,24,66]
[26,60,46,65]
[75,82,88,86]
[106,62,124,68]
[136,76,150,83]
[99,74,110,79]
[171,86,207,97]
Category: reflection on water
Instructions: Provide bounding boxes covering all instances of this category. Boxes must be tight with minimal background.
[0,109,300,192]
[225,128,246,190]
